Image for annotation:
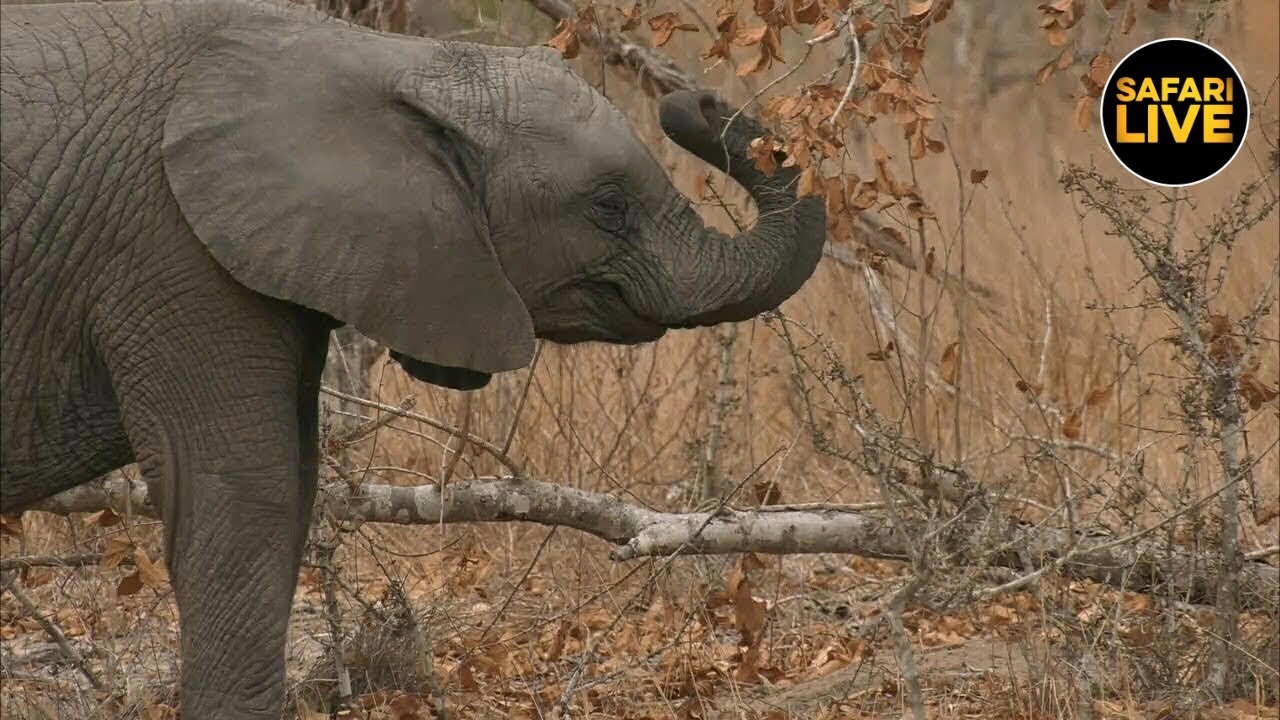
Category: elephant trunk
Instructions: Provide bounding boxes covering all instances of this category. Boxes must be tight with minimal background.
[657,91,825,327]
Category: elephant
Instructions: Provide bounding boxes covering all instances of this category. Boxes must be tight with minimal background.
[0,0,824,716]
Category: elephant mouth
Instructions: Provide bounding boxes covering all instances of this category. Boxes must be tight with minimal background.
[535,280,666,345]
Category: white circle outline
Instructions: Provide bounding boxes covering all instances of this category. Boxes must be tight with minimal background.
[1097,36,1251,188]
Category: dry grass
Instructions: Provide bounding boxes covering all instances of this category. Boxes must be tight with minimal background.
[2,1,1277,718]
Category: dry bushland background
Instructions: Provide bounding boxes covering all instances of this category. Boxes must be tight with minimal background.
[2,1,1278,718]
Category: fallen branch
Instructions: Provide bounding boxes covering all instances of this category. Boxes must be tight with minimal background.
[28,475,1278,611]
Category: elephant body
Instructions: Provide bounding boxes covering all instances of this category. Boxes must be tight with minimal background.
[3,1,292,503]
[0,1,824,716]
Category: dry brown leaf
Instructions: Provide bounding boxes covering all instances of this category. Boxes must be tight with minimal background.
[139,704,177,720]
[619,1,642,31]
[939,341,961,385]
[907,200,935,221]
[872,139,891,165]
[733,583,767,647]
[1121,1,1137,32]
[693,172,710,201]
[752,480,783,506]
[1061,409,1083,440]
[734,642,762,683]
[793,0,822,25]
[1035,59,1056,85]
[716,1,738,32]
[823,176,847,216]
[1074,95,1092,131]
[747,136,779,176]
[866,341,895,362]
[812,14,835,38]
[1088,51,1114,86]
[101,534,134,569]
[0,513,23,539]
[1240,372,1280,411]
[388,692,425,720]
[298,566,321,592]
[135,547,169,588]
[1253,498,1280,526]
[741,551,766,574]
[1079,70,1105,98]
[873,149,901,195]
[798,166,820,197]
[546,20,580,59]
[704,14,736,62]
[1206,313,1233,340]
[969,168,989,184]
[737,43,772,76]
[458,658,479,691]
[922,627,967,647]
[84,507,123,527]
[906,0,933,17]
[849,182,878,210]
[1085,384,1113,408]
[1055,45,1075,71]
[879,226,907,248]
[909,125,926,159]
[649,12,698,48]
[1046,24,1069,47]
[983,604,1019,626]
[117,571,143,597]
[735,24,769,46]
[572,5,596,31]
[762,25,784,62]
[1210,335,1242,367]
[545,620,570,661]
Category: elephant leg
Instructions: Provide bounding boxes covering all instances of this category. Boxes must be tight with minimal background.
[106,303,329,719]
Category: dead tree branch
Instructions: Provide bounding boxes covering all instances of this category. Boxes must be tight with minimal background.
[27,475,1279,611]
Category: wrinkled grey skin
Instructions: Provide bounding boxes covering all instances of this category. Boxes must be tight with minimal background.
[0,0,823,716]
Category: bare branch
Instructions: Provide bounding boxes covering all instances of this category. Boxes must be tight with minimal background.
[26,475,1279,610]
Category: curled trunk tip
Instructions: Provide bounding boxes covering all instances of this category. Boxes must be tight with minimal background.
[658,91,825,326]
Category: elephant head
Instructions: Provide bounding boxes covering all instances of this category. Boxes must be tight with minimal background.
[163,7,825,389]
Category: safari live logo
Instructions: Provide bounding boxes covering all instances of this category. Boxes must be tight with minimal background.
[1100,38,1249,187]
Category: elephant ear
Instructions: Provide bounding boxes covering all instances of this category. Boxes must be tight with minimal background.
[162,16,534,375]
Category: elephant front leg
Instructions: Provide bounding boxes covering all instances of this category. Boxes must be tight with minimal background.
[165,464,311,719]
[110,332,325,719]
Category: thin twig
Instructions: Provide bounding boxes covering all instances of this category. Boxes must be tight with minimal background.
[829,18,863,125]
[1,574,104,691]
[320,386,526,477]
[1244,545,1279,562]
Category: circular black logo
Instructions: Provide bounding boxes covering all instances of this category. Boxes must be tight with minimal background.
[1100,38,1249,187]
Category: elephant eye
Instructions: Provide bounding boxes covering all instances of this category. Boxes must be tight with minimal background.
[591,187,628,233]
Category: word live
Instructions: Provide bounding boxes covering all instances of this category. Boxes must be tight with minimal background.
[1113,76,1236,144]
